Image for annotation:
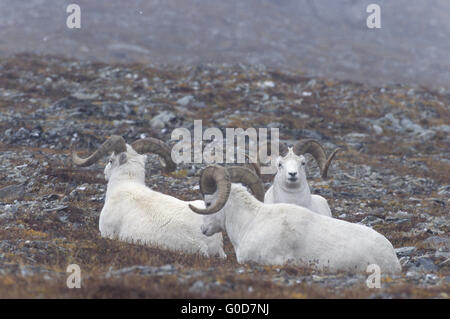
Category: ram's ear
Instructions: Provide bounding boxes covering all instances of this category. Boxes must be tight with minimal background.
[118,152,128,165]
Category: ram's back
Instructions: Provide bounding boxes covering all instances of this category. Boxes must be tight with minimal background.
[242,204,400,273]
[100,182,222,256]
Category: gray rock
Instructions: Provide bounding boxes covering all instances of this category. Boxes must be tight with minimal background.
[58,214,69,223]
[395,246,416,257]
[378,113,436,140]
[393,218,410,225]
[149,117,165,129]
[0,184,25,201]
[192,101,207,108]
[150,111,177,129]
[439,258,450,267]
[360,215,384,226]
[435,251,450,259]
[189,280,206,293]
[159,264,175,273]
[106,264,176,277]
[187,165,197,177]
[372,124,383,135]
[176,95,194,106]
[107,265,155,276]
[409,256,439,272]
[0,211,14,220]
[437,185,450,196]
[15,127,30,140]
[406,270,420,278]
[71,92,99,100]
[344,132,368,142]
[424,236,450,250]
[398,256,410,267]
[44,205,68,212]
[293,129,326,141]
[43,194,59,201]
[4,204,18,213]
[236,267,246,274]
[424,273,439,284]
[434,124,450,134]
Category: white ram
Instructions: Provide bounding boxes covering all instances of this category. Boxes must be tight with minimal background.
[72,135,225,258]
[257,139,339,217]
[189,165,401,273]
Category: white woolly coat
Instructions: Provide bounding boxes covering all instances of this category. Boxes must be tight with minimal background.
[99,147,225,258]
[264,176,332,217]
[204,184,401,273]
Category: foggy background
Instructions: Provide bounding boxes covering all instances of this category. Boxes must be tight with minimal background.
[0,0,449,88]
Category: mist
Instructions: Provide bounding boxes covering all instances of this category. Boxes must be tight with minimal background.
[0,0,448,88]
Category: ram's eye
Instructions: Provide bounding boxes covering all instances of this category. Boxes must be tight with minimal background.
[278,163,282,168]
[301,162,306,166]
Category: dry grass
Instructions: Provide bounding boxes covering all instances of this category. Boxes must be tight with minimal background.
[0,54,449,298]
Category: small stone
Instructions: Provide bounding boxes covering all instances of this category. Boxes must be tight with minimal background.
[71,92,99,100]
[189,280,205,293]
[149,118,164,129]
[236,267,246,274]
[159,264,175,273]
[423,236,450,250]
[4,204,18,213]
[410,257,438,272]
[438,258,449,267]
[0,184,25,201]
[395,246,416,257]
[149,111,177,129]
[176,95,194,106]
[399,256,410,266]
[372,124,383,135]
[424,273,439,283]
[360,216,384,226]
[258,81,275,88]
[44,205,68,212]
[43,194,59,201]
[187,166,197,177]
[406,270,419,278]
[312,275,324,282]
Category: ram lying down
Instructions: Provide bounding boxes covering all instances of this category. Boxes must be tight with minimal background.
[257,139,339,217]
[72,135,225,258]
[189,165,401,274]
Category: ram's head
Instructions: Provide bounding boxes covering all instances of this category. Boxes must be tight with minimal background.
[255,139,340,182]
[189,165,265,236]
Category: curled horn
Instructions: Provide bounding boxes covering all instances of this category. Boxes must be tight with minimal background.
[131,137,176,172]
[227,166,265,202]
[72,135,127,167]
[293,139,340,178]
[189,165,231,215]
[244,153,261,177]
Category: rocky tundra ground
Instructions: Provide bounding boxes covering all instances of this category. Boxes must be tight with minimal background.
[0,54,448,298]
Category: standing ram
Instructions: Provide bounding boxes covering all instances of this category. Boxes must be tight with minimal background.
[189,165,401,274]
[71,135,226,258]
